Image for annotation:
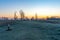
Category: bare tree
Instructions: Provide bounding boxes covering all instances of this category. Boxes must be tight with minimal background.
[35,13,38,20]
[19,10,25,20]
[31,17,34,21]
[14,11,17,20]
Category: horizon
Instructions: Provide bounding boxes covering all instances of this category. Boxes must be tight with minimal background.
[0,0,60,18]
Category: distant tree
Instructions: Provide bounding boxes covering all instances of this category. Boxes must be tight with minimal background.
[35,13,38,20]
[19,10,25,20]
[46,16,49,20]
[14,11,17,20]
[1,17,8,20]
[31,17,34,21]
[25,17,29,21]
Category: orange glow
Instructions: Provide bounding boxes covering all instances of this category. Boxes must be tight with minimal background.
[0,10,60,19]
[0,14,60,19]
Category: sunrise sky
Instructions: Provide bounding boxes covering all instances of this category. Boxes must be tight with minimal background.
[0,0,60,18]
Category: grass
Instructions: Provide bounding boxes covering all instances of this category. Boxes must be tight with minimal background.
[0,20,60,40]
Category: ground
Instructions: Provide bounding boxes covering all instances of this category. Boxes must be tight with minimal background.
[0,21,60,40]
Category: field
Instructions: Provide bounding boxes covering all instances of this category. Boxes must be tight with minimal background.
[0,21,60,40]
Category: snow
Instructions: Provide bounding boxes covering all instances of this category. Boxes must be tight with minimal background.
[0,21,60,40]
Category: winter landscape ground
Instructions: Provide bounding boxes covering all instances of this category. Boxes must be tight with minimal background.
[0,21,60,40]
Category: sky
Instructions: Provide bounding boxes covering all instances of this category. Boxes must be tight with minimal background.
[0,0,60,18]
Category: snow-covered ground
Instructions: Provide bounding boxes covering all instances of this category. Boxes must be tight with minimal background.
[0,21,60,40]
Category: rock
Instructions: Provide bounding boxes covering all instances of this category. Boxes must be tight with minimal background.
[6,27,12,31]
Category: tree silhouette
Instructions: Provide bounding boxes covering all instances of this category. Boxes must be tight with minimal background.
[31,17,34,21]
[14,11,17,20]
[19,10,25,20]
[35,13,38,20]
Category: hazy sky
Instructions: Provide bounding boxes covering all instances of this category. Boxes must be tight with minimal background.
[0,0,60,18]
